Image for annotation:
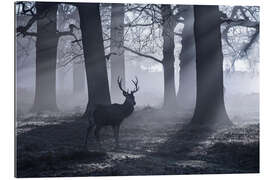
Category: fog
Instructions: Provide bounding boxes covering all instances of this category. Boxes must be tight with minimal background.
[15,3,260,177]
[15,4,259,121]
[16,52,259,121]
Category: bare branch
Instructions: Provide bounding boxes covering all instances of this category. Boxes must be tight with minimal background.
[57,53,83,68]
[105,52,117,60]
[174,32,182,36]
[123,46,162,64]
[16,2,35,16]
[221,6,259,57]
[71,38,81,42]
[242,26,259,54]
[16,30,37,37]
[57,24,79,37]
[16,3,50,37]
[124,22,155,27]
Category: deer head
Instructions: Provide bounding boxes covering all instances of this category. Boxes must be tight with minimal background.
[117,76,139,106]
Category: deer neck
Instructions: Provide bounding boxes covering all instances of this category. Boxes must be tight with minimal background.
[122,100,134,117]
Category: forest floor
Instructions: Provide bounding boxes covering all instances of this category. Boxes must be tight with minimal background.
[16,102,259,177]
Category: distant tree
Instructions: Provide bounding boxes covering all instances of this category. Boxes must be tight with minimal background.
[16,14,35,73]
[16,2,76,113]
[77,3,111,116]
[62,8,86,94]
[110,3,126,102]
[177,5,259,112]
[176,5,196,111]
[56,5,84,94]
[33,2,59,112]
[160,5,177,109]
[220,6,259,72]
[123,4,184,110]
[190,5,232,128]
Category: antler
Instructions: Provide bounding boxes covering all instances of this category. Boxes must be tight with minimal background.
[131,76,139,94]
[117,76,127,94]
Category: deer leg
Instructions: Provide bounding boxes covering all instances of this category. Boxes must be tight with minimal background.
[115,125,120,148]
[84,124,93,148]
[94,125,102,148]
[112,125,118,148]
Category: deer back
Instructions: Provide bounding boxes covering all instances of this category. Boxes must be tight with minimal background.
[93,103,134,126]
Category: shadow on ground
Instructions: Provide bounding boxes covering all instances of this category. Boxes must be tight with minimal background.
[16,107,259,177]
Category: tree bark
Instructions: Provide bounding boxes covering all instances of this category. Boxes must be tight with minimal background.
[161,5,177,110]
[31,2,59,112]
[190,5,232,128]
[110,3,125,103]
[78,3,111,116]
[177,6,196,111]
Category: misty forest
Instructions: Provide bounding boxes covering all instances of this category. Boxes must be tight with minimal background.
[15,2,259,177]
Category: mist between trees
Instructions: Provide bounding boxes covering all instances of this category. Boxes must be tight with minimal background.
[16,2,259,128]
[15,3,260,177]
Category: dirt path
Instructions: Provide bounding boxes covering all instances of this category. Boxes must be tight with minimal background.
[16,108,259,177]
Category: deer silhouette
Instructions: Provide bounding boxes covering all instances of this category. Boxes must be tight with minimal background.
[84,76,139,148]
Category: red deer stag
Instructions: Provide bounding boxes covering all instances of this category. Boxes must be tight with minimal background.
[84,77,139,148]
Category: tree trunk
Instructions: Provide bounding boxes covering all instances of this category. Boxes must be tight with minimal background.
[177,6,196,111]
[110,3,125,103]
[31,2,59,112]
[190,5,232,128]
[73,61,86,94]
[161,5,177,110]
[78,3,111,116]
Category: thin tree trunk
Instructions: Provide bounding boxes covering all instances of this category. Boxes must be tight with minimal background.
[161,5,177,110]
[31,2,59,112]
[190,5,232,128]
[78,3,111,116]
[73,61,86,94]
[110,3,125,103]
[177,6,196,111]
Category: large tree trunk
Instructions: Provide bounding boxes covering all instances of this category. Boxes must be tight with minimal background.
[78,3,111,116]
[73,61,86,94]
[190,5,232,128]
[177,6,196,111]
[31,2,59,112]
[161,5,177,110]
[110,3,125,103]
